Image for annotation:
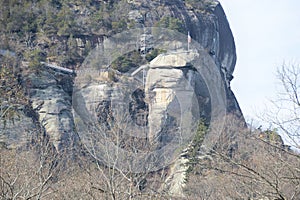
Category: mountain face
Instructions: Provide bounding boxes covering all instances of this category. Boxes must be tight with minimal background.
[1,0,242,150]
[0,0,242,189]
[0,0,243,197]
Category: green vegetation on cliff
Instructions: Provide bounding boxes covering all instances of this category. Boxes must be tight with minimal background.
[0,0,190,69]
[0,55,28,127]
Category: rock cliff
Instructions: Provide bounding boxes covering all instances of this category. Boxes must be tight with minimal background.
[71,0,242,150]
[1,0,242,197]
[23,66,79,150]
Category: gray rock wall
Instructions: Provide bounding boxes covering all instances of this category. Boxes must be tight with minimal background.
[23,67,78,151]
[0,0,243,197]
[1,2,243,195]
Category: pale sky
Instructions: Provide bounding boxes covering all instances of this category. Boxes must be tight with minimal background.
[219,0,300,121]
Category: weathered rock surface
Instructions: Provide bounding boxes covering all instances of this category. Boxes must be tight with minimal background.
[145,52,207,142]
[2,0,242,197]
[126,0,236,76]
[0,110,36,149]
[23,67,78,151]
[28,0,241,144]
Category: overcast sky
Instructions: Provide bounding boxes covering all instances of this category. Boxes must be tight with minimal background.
[218,0,300,121]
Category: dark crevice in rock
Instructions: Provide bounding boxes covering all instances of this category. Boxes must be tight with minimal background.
[129,88,149,126]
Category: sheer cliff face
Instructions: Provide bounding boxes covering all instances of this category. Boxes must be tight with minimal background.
[2,0,242,152]
[128,0,237,74]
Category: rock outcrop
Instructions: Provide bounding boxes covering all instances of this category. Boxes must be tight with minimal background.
[22,65,78,151]
[1,0,242,197]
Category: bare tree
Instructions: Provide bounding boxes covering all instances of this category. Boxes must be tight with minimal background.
[262,63,300,150]
[185,114,300,200]
[73,104,171,200]
[183,63,300,199]
[0,127,66,200]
